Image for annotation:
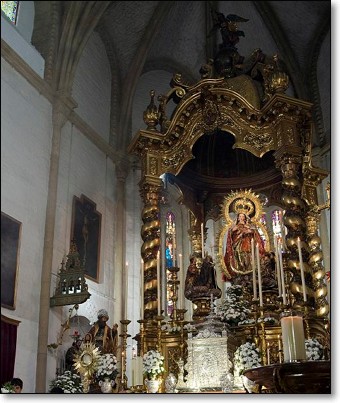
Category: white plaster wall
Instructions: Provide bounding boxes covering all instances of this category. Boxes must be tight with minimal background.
[1,11,44,78]
[1,58,52,393]
[72,32,111,142]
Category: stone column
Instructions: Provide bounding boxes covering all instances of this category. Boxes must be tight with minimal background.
[115,158,130,321]
[35,94,76,392]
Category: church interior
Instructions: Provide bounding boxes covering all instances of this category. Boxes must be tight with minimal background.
[1,1,331,394]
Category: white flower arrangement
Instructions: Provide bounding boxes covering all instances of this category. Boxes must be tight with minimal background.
[217,285,251,326]
[143,349,165,380]
[95,353,118,382]
[258,316,278,325]
[238,318,256,326]
[161,323,181,333]
[305,338,324,361]
[233,342,261,376]
[1,382,15,393]
[49,370,83,393]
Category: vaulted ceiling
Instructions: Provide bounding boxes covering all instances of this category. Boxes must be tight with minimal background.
[32,1,331,206]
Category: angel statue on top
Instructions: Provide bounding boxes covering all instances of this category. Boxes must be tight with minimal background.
[220,190,268,282]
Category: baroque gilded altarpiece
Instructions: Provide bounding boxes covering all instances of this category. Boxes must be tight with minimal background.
[128,29,330,391]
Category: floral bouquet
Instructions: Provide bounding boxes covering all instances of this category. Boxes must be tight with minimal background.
[143,349,165,380]
[305,338,324,361]
[217,285,251,327]
[94,353,118,383]
[1,382,15,393]
[233,342,261,377]
[49,370,83,393]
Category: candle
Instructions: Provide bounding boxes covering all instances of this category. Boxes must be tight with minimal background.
[141,259,144,319]
[131,356,136,386]
[251,238,257,300]
[157,251,161,316]
[201,222,204,258]
[256,244,263,307]
[297,238,307,302]
[135,356,144,385]
[267,343,271,365]
[124,261,129,319]
[179,253,183,272]
[280,314,306,362]
[274,237,282,297]
[173,224,177,266]
[278,241,287,305]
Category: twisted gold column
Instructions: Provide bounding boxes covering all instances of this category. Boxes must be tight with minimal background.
[140,181,162,320]
[305,209,329,317]
[275,153,312,308]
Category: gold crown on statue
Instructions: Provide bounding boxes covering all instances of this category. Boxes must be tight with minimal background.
[234,197,254,217]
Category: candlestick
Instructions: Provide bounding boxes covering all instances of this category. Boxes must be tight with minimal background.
[326,182,330,201]
[251,238,257,300]
[179,253,183,272]
[256,244,263,307]
[278,241,287,305]
[274,236,282,297]
[280,312,306,362]
[157,251,161,316]
[201,222,204,258]
[297,238,307,302]
[267,343,270,365]
[140,259,144,319]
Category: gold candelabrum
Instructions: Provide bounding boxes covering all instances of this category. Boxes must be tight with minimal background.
[118,319,131,392]
[134,264,188,391]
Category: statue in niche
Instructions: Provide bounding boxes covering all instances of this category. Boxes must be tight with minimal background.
[184,253,221,301]
[218,190,270,283]
[224,212,265,276]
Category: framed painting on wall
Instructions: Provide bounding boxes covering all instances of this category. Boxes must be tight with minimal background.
[1,212,22,309]
[71,195,102,282]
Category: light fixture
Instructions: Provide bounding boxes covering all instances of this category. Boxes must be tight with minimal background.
[50,240,91,307]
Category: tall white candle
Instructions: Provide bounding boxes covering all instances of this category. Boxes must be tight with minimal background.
[274,236,282,297]
[173,224,176,266]
[135,356,144,385]
[278,241,287,305]
[280,314,306,362]
[179,253,183,272]
[140,259,144,319]
[131,358,136,386]
[157,251,161,316]
[125,261,129,319]
[251,238,257,299]
[201,222,204,258]
[256,243,263,307]
[297,237,307,302]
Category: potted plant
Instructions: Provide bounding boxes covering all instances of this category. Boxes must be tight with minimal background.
[1,382,15,393]
[94,353,118,393]
[142,349,165,393]
[49,370,83,393]
[233,342,261,391]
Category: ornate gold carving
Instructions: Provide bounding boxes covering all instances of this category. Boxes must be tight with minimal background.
[244,131,273,150]
[143,90,160,131]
